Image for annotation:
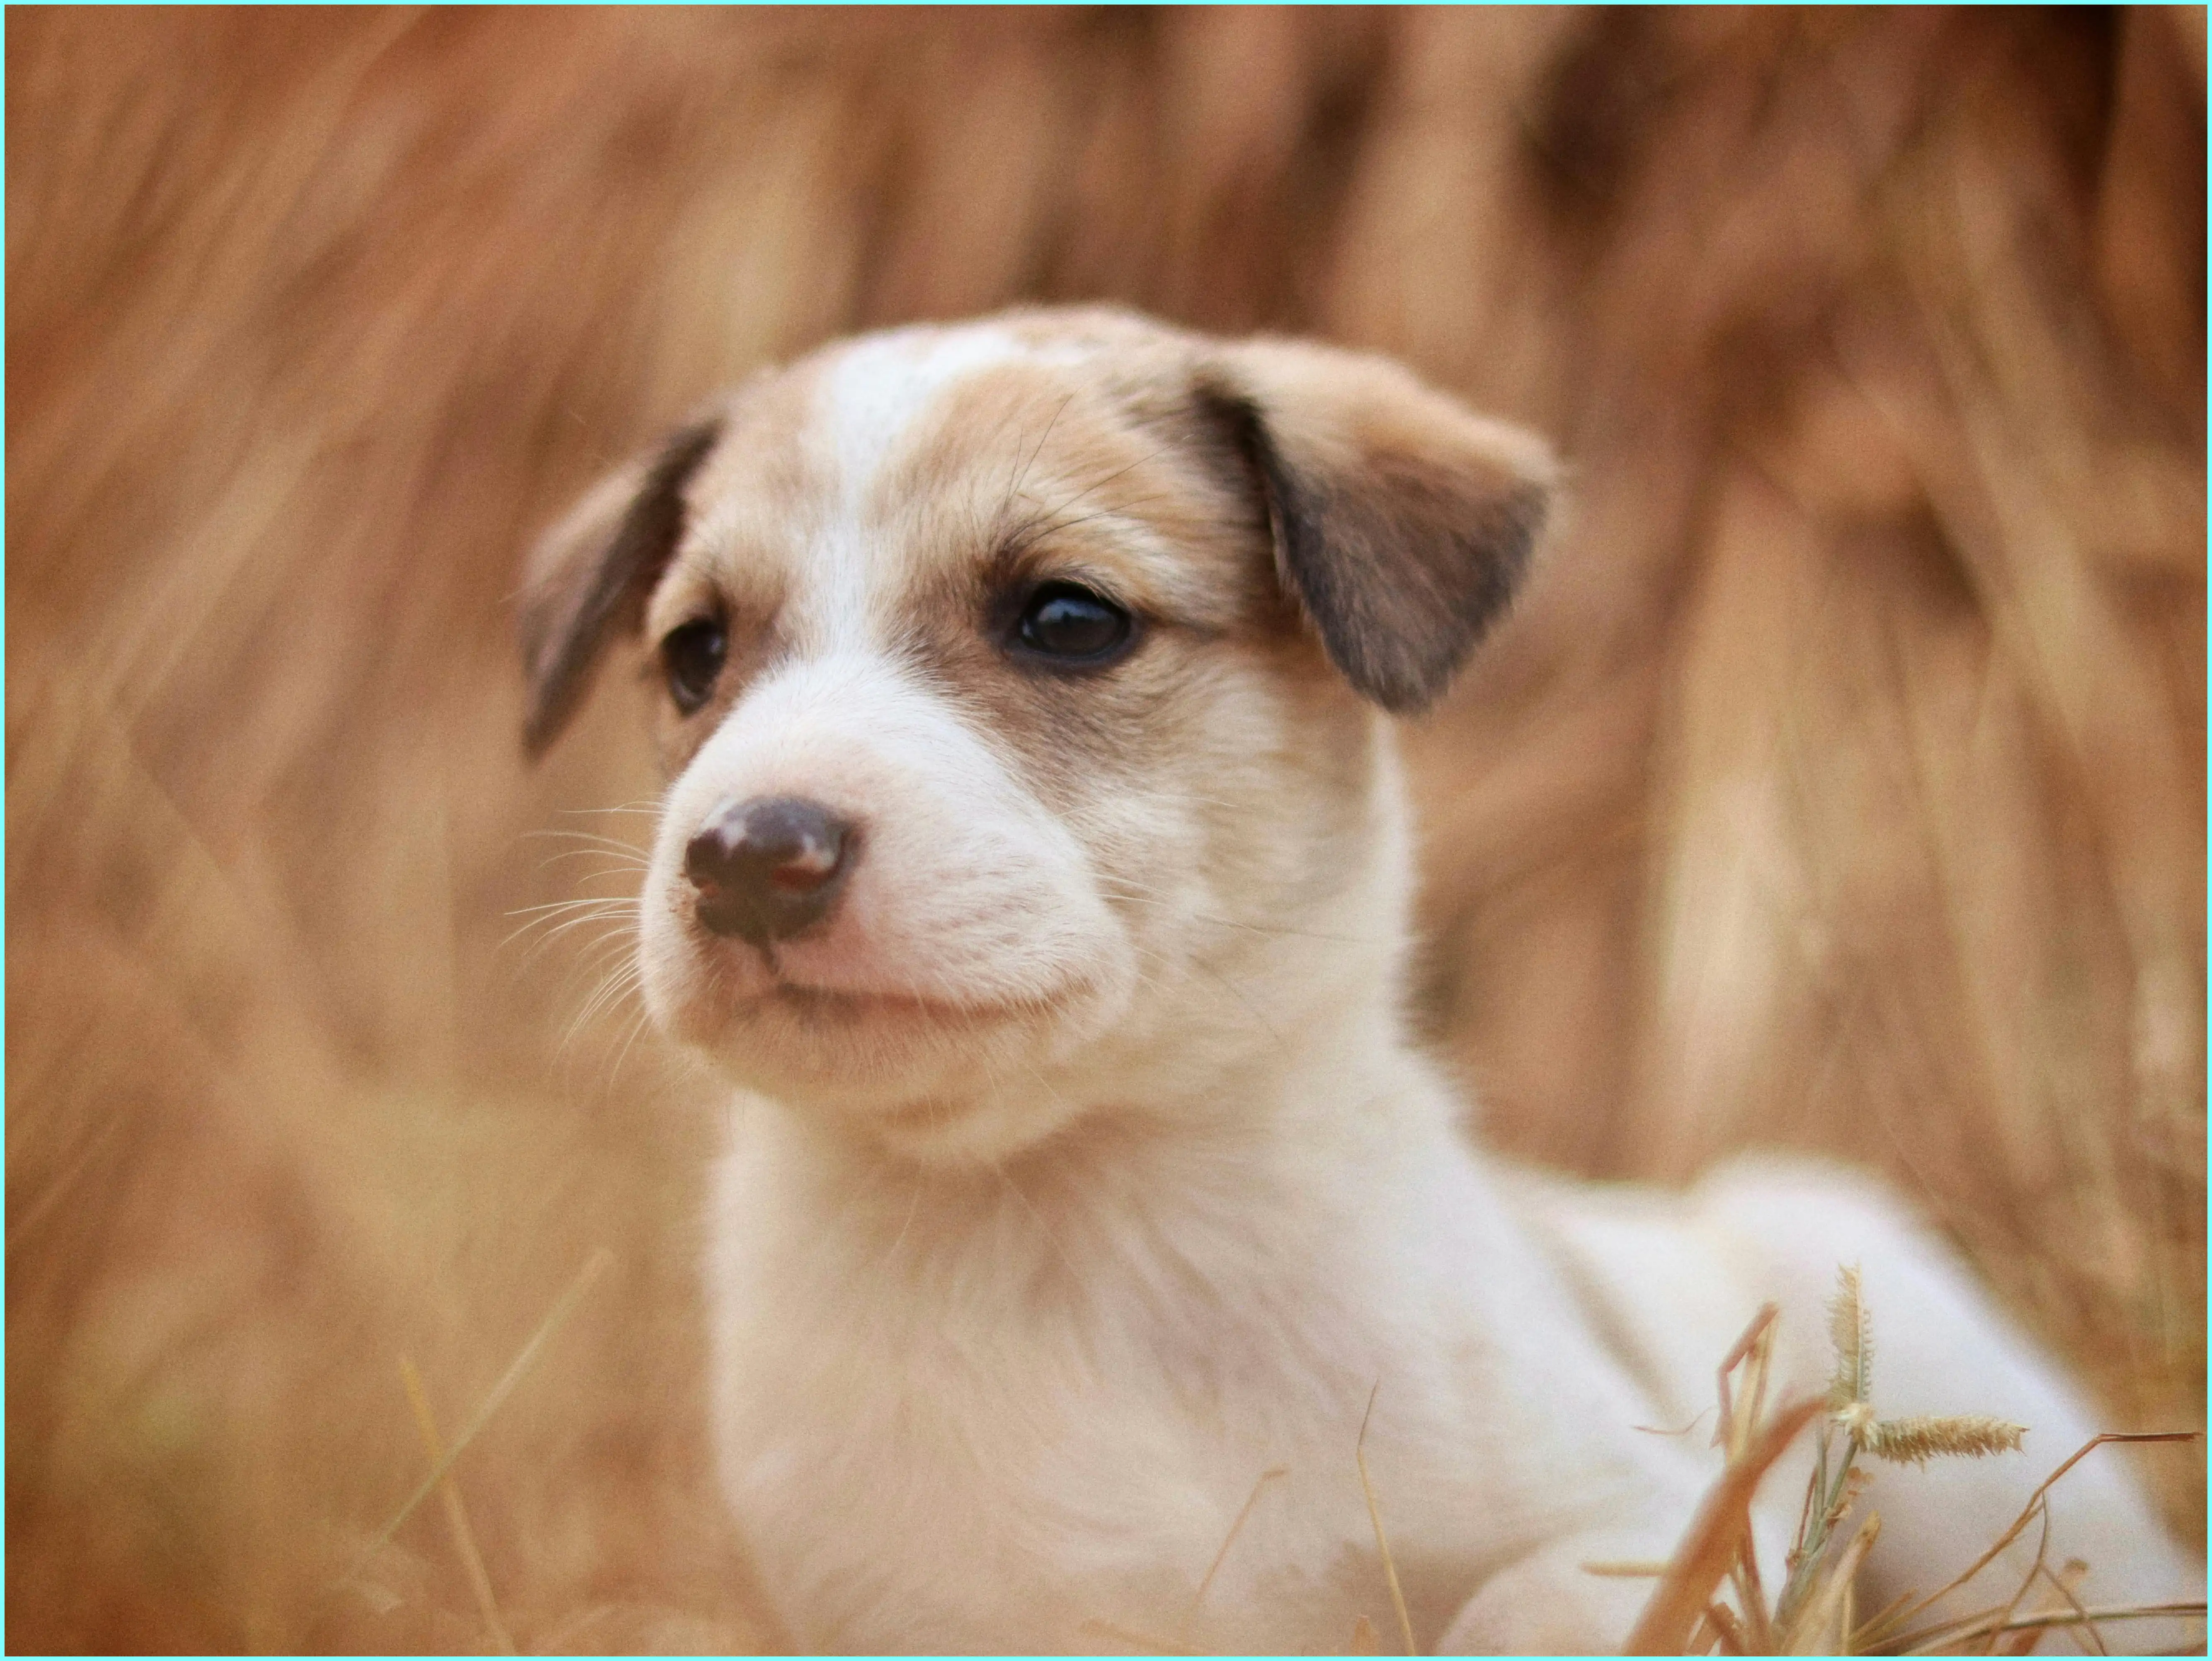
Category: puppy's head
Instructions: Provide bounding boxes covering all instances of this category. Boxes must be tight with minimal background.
[521,310,1554,1163]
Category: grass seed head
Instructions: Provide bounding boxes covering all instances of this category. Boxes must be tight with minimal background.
[1826,1264,1872,1410]
[1857,1414,2029,1468]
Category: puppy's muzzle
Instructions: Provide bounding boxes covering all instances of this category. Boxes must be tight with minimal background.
[685,796,857,947]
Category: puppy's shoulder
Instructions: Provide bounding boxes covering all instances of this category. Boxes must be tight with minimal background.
[1686,1152,1977,1321]
[1688,1150,1933,1243]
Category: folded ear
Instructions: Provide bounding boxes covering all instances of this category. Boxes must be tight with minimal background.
[1202,341,1557,714]
[517,419,721,757]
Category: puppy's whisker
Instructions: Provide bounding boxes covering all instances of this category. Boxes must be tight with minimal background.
[604,1001,656,1091]
[560,961,645,1059]
[540,911,642,952]
[506,895,644,919]
[529,853,649,881]
[523,828,654,856]
[505,902,638,946]
[500,899,637,950]
[572,950,644,1014]
[574,944,643,995]
[503,916,632,962]
[560,931,640,980]
[532,847,651,871]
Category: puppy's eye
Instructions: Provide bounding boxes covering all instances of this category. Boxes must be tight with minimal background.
[661,618,727,714]
[1013,582,1134,666]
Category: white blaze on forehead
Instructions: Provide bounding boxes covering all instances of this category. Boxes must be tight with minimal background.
[801,323,1036,647]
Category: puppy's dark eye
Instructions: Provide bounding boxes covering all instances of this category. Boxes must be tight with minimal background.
[1013,582,1134,666]
[661,618,727,714]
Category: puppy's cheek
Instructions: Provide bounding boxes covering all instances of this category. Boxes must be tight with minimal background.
[745,780,1113,994]
[847,856,1124,1011]
[1030,929,1141,1067]
[1083,800,1225,971]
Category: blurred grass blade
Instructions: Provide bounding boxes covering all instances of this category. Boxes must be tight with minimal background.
[347,1249,612,1582]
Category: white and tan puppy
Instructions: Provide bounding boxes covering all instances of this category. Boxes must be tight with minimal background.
[520,309,2198,1654]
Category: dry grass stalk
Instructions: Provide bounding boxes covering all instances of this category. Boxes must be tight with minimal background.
[1624,1302,1824,1655]
[1783,1514,1880,1657]
[1637,1273,2204,1656]
[1715,1303,1783,1465]
[1620,1394,1826,1655]
[1355,1384,1418,1656]
[2011,1555,2101,1661]
[1694,1600,1749,1656]
[1969,1498,2060,1658]
[2030,1559,2102,1658]
[398,1358,515,1656]
[1852,1432,2205,1657]
[1895,1599,2205,1656]
[1190,1464,1288,1615]
[1780,1266,2033,1636]
[346,1249,611,1585]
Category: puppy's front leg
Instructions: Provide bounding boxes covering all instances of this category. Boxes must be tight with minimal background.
[1435,1520,1685,1656]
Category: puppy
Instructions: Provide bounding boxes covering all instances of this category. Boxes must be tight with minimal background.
[520,309,2199,1653]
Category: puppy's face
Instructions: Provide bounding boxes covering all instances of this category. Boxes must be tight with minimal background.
[521,310,1552,1163]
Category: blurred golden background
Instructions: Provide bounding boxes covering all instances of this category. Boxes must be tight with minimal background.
[7,7,2203,1651]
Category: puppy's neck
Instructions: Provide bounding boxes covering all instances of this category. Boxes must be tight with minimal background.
[741,1026,1463,1300]
[756,938,1461,1225]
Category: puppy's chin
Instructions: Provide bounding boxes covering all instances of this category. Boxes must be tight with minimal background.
[640,924,1132,1164]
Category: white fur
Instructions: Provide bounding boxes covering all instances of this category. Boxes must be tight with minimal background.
[810,325,1028,643]
[582,320,2200,1653]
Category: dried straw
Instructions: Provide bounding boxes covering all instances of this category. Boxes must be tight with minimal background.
[7,9,2200,1649]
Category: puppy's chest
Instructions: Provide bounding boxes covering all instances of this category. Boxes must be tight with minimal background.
[703,1153,1424,1646]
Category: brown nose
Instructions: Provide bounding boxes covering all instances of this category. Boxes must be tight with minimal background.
[684,796,857,946]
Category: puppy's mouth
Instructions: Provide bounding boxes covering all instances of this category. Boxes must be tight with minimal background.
[732,979,1045,1029]
[640,848,1132,1103]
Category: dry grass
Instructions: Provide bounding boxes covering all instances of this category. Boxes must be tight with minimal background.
[1619,1275,2205,1656]
[7,9,2202,1652]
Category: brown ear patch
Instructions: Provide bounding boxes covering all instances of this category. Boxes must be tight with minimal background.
[1203,343,1555,714]
[518,419,721,757]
